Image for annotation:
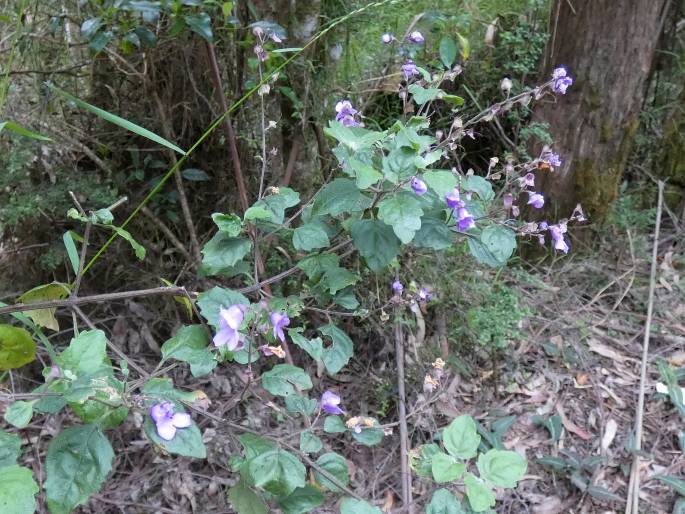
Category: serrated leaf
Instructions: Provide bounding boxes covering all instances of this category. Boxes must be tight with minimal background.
[285,395,318,417]
[246,188,300,224]
[0,465,39,514]
[411,443,441,477]
[289,331,324,361]
[322,267,359,295]
[0,430,22,468]
[432,451,466,483]
[324,122,385,151]
[227,481,268,514]
[413,217,453,250]
[248,448,306,496]
[423,170,457,197]
[212,213,242,236]
[348,158,383,189]
[261,364,312,397]
[293,222,330,252]
[463,175,494,201]
[312,178,371,217]
[351,418,384,446]
[443,415,480,459]
[323,416,347,433]
[201,233,251,274]
[408,84,445,105]
[480,225,517,265]
[378,192,424,244]
[4,401,34,428]
[0,324,36,370]
[161,325,216,377]
[45,425,114,514]
[350,219,400,271]
[477,449,527,488]
[313,452,349,491]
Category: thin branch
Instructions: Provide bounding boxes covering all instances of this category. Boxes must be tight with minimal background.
[625,181,664,514]
[394,315,413,513]
[141,206,193,262]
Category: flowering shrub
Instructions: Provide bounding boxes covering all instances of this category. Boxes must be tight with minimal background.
[0,15,583,514]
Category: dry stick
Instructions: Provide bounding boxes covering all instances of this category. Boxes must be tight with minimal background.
[625,181,664,514]
[394,318,413,513]
[152,93,202,263]
[140,206,193,262]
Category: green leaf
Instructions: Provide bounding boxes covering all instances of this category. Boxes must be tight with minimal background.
[4,401,35,428]
[0,430,21,469]
[314,452,349,492]
[246,188,300,224]
[463,176,494,201]
[442,94,465,106]
[480,225,517,265]
[323,416,347,433]
[432,451,466,483]
[468,238,502,268]
[201,233,251,273]
[426,488,466,514]
[62,231,80,274]
[456,32,470,60]
[349,158,383,189]
[378,192,424,244]
[423,170,457,197]
[212,213,242,236]
[383,145,418,183]
[324,122,385,151]
[477,449,527,488]
[293,222,330,252]
[408,84,445,105]
[411,443,441,477]
[261,364,313,397]
[537,456,569,472]
[278,485,325,514]
[439,36,458,68]
[657,360,685,420]
[248,448,306,496]
[655,475,685,496]
[0,120,52,141]
[322,267,359,295]
[227,481,268,514]
[443,415,480,459]
[0,465,39,514]
[533,414,563,442]
[413,217,453,250]
[112,226,146,260]
[80,17,102,39]
[285,395,318,417]
[350,219,400,271]
[464,472,496,512]
[57,329,108,377]
[184,12,213,41]
[239,433,275,460]
[340,498,383,514]
[299,431,323,454]
[0,324,36,370]
[319,324,354,375]
[297,253,339,281]
[45,425,114,514]
[161,325,216,377]
[586,485,623,503]
[143,411,206,458]
[312,178,372,217]
[16,282,70,332]
[289,331,324,361]
[49,85,185,155]
[197,287,249,330]
[181,168,210,181]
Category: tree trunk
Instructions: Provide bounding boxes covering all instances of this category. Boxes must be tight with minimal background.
[533,0,667,221]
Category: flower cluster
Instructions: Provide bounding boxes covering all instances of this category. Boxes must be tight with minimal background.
[402,60,420,81]
[446,187,475,232]
[335,100,361,127]
[552,66,573,94]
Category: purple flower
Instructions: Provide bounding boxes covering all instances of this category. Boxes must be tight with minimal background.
[213,304,247,351]
[549,153,562,167]
[392,280,404,293]
[418,288,430,302]
[402,59,420,81]
[527,192,545,209]
[411,176,428,195]
[538,221,549,231]
[503,193,513,210]
[552,67,568,80]
[407,31,424,43]
[455,204,475,231]
[445,187,461,208]
[150,402,192,441]
[321,391,345,415]
[511,205,520,217]
[537,234,546,245]
[46,364,61,382]
[270,311,290,343]
[552,67,573,94]
[254,44,267,62]
[335,100,360,127]
[519,172,535,188]
[549,223,569,253]
[572,203,587,222]
[381,32,393,44]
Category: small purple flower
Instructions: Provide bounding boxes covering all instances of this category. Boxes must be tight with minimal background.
[527,192,545,209]
[254,44,267,62]
[511,205,520,217]
[503,193,513,210]
[335,100,360,127]
[411,176,428,195]
[418,288,430,302]
[519,172,535,188]
[213,304,247,351]
[445,187,461,208]
[150,402,192,441]
[46,364,61,382]
[454,203,475,231]
[549,153,562,167]
[537,234,546,245]
[321,391,345,415]
[381,32,393,44]
[270,311,290,343]
[572,203,587,222]
[552,67,573,94]
[407,31,424,43]
[549,223,569,253]
[538,221,549,231]
[392,280,404,294]
[402,59,420,81]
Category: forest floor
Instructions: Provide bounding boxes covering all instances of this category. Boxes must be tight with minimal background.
[5,210,685,514]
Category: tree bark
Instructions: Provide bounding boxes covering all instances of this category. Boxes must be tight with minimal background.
[533,0,667,221]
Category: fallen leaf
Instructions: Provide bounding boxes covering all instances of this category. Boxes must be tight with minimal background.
[601,418,618,451]
[576,373,589,386]
[382,490,395,513]
[588,338,629,363]
[556,403,592,440]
